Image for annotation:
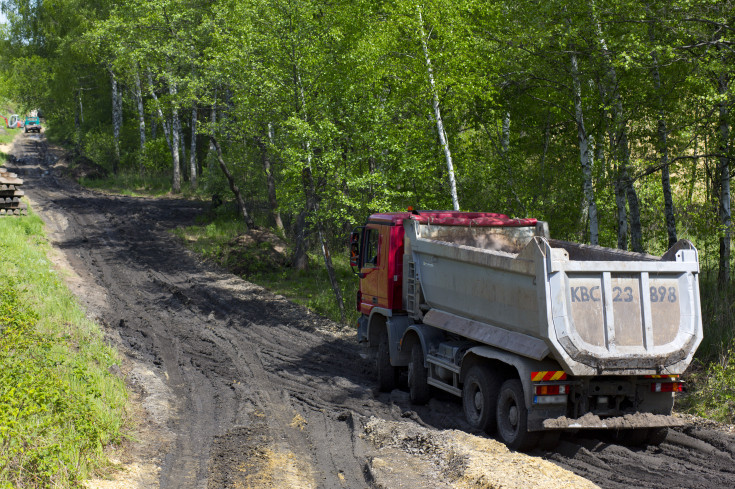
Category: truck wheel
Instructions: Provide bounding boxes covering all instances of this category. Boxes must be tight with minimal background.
[376,334,397,392]
[496,379,540,451]
[462,365,500,434]
[408,343,430,404]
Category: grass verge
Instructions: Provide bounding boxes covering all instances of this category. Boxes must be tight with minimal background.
[0,130,18,146]
[0,209,128,487]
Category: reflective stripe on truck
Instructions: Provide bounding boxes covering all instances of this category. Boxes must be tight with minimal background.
[531,371,567,381]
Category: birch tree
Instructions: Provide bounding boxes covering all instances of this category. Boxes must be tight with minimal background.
[570,43,599,245]
[110,69,122,175]
[417,5,460,211]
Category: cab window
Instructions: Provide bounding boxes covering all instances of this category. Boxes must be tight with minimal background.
[363,229,380,268]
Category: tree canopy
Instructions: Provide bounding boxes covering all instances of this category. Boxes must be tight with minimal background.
[1,0,733,277]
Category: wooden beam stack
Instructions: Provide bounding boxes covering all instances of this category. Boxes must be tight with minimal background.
[0,167,27,216]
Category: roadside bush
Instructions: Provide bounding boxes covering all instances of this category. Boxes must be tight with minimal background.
[140,137,172,173]
[82,128,116,172]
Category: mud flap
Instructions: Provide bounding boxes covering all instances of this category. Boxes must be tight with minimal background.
[357,315,369,344]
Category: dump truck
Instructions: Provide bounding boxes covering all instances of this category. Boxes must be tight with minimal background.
[351,211,702,450]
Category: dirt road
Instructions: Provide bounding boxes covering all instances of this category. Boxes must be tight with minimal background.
[7,133,735,488]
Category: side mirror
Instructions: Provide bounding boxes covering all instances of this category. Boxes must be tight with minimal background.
[349,227,364,272]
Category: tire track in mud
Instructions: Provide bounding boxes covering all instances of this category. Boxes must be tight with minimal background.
[8,133,735,489]
[9,135,385,488]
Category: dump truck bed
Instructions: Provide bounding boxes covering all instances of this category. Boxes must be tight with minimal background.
[404,218,703,376]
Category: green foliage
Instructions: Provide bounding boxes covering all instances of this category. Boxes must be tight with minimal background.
[83,127,117,171]
[0,212,128,487]
[680,350,735,423]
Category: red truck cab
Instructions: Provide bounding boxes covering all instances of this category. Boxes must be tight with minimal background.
[351,212,412,316]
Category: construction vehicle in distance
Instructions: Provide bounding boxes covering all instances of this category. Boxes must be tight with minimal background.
[23,116,41,133]
[5,114,22,129]
[351,210,702,450]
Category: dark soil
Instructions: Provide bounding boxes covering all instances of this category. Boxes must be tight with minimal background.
[8,132,735,489]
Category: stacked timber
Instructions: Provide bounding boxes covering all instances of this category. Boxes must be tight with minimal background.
[0,167,27,216]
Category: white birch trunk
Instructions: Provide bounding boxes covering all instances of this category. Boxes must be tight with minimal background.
[500,112,526,214]
[110,70,122,174]
[168,80,181,193]
[178,115,187,171]
[147,71,171,150]
[266,122,284,230]
[207,92,217,171]
[79,89,84,124]
[570,49,599,245]
[134,71,146,152]
[190,107,198,190]
[418,6,459,211]
[652,55,677,248]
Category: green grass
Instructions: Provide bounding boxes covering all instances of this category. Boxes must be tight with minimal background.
[79,172,194,198]
[0,129,20,164]
[0,209,129,487]
[0,130,18,146]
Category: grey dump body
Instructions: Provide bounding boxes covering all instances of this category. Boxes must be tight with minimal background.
[403,218,703,378]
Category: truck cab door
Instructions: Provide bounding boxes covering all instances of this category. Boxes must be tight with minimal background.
[360,225,389,314]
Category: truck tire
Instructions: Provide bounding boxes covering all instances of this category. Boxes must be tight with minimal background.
[462,365,500,434]
[496,379,540,451]
[376,334,398,392]
[408,343,430,404]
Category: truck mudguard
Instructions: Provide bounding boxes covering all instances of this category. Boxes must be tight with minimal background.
[397,323,446,365]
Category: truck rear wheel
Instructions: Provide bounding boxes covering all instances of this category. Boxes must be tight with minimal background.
[376,334,398,392]
[408,343,430,404]
[462,365,500,434]
[496,379,540,451]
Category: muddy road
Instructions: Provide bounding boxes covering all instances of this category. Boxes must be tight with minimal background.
[7,133,735,489]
